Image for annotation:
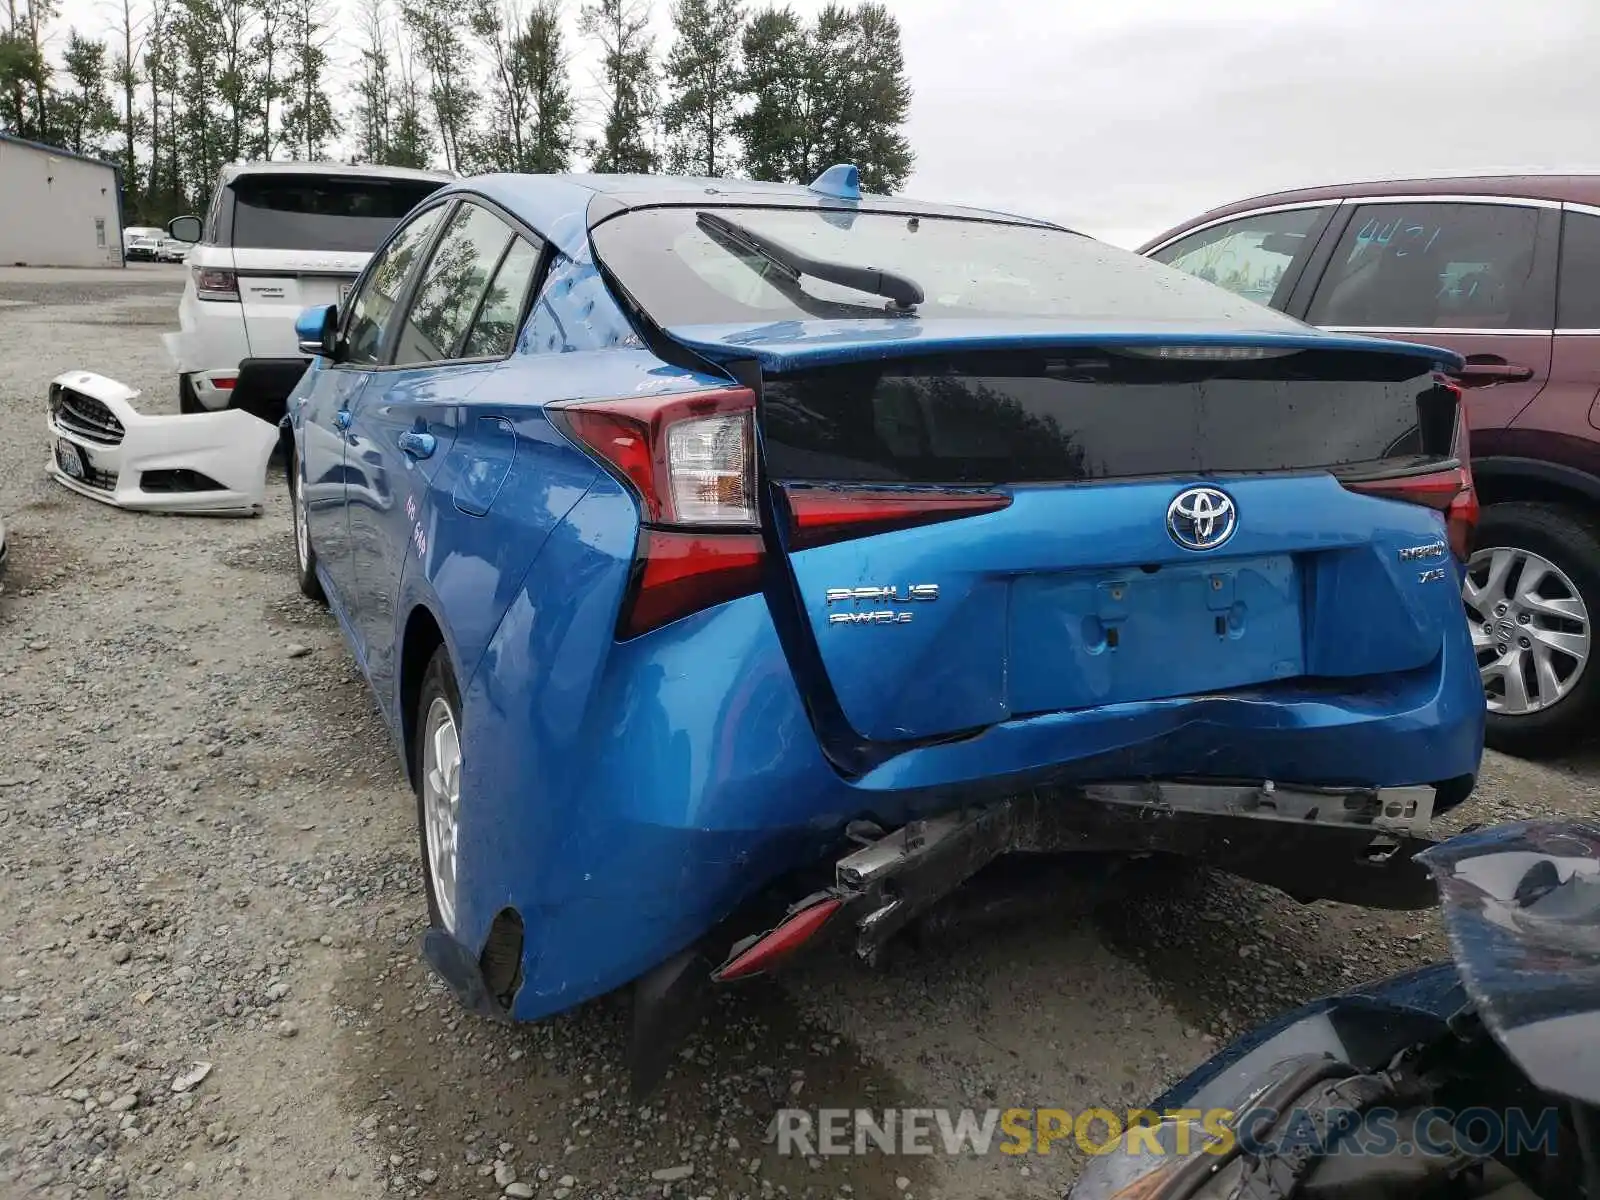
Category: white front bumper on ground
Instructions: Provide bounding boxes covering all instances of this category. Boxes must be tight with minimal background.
[46,370,278,517]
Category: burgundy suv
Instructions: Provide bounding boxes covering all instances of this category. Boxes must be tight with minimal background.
[1142,176,1600,758]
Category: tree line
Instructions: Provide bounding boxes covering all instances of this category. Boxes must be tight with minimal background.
[0,0,913,225]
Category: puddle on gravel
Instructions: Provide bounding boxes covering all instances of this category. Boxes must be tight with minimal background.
[332,946,939,1200]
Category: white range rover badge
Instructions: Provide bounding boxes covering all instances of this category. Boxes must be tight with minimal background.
[825,584,939,625]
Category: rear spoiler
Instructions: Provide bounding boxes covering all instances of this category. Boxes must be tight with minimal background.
[659,320,1467,375]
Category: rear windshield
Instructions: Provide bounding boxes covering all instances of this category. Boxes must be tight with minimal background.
[229,175,445,252]
[591,205,1303,326]
[762,349,1457,485]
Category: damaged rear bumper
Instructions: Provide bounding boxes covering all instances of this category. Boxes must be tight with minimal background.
[46,370,277,517]
[819,779,1440,968]
[619,776,1448,1096]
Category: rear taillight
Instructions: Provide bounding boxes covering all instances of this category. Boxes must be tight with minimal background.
[550,388,761,638]
[781,485,1013,551]
[1340,377,1477,561]
[194,267,239,301]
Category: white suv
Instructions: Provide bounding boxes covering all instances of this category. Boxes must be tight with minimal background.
[163,161,453,421]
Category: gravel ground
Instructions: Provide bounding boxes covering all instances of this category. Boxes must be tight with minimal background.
[0,264,1595,1200]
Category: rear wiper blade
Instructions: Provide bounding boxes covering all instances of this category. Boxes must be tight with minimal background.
[695,210,924,311]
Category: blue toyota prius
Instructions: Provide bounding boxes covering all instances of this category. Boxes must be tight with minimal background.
[283,166,1486,1092]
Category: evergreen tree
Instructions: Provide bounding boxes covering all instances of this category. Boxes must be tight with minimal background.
[59,29,118,155]
[385,24,433,168]
[580,0,656,174]
[732,5,809,184]
[110,0,146,201]
[518,0,574,172]
[401,0,476,173]
[172,0,224,200]
[352,0,393,162]
[817,2,911,193]
[467,0,528,170]
[661,0,740,176]
[214,0,253,164]
[0,0,55,141]
[248,0,290,159]
[736,2,912,193]
[281,0,337,159]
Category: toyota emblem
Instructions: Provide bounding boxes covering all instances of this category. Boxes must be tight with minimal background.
[1167,487,1238,551]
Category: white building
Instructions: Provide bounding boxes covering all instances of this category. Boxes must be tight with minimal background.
[0,133,124,268]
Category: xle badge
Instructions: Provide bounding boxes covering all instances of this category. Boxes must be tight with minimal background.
[825,584,938,625]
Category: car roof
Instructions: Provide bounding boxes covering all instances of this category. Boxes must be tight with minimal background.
[460,172,1075,260]
[1142,171,1600,250]
[220,160,456,185]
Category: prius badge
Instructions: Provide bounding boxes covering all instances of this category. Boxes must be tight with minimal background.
[825,584,938,625]
[1167,486,1238,552]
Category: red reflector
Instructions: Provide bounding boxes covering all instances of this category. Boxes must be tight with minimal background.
[213,376,237,390]
[622,530,765,639]
[784,485,1012,551]
[713,897,843,982]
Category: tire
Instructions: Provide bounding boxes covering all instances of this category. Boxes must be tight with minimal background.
[288,454,326,605]
[413,647,464,937]
[1467,501,1600,759]
[177,373,204,415]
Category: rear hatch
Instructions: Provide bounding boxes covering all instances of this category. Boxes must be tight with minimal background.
[752,341,1468,743]
[224,172,446,356]
[584,204,1473,769]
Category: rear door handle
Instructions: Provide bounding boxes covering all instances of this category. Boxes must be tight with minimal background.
[334,409,352,430]
[398,431,437,460]
[1457,357,1534,386]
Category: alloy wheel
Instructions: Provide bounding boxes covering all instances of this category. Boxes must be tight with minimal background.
[1464,546,1591,715]
[421,696,462,934]
[293,475,311,574]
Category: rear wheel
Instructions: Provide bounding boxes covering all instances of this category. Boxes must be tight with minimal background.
[288,455,326,604]
[1466,501,1600,759]
[414,648,463,937]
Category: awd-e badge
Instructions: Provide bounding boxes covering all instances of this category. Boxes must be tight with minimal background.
[825,584,938,625]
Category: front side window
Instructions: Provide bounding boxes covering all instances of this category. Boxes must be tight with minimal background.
[1147,207,1328,308]
[342,205,446,366]
[1307,202,1543,330]
[391,203,517,366]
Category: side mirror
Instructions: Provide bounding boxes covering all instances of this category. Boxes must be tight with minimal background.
[295,304,339,358]
[167,215,203,243]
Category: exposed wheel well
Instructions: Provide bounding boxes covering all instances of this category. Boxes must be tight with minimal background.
[399,605,446,790]
[1473,462,1600,515]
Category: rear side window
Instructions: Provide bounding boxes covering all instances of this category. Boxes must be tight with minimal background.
[229,174,445,252]
[762,349,1458,485]
[1148,207,1330,308]
[1307,202,1543,330]
[392,202,515,365]
[592,206,1299,329]
[460,236,543,359]
[1558,211,1600,329]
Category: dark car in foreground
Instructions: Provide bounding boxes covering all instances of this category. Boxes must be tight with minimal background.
[284,166,1486,1092]
[1143,176,1600,758]
[1070,818,1600,1200]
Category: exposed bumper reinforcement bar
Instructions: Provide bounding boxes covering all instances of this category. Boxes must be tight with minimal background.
[830,780,1440,966]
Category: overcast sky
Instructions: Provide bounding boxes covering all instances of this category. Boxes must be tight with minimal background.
[57,0,1600,247]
